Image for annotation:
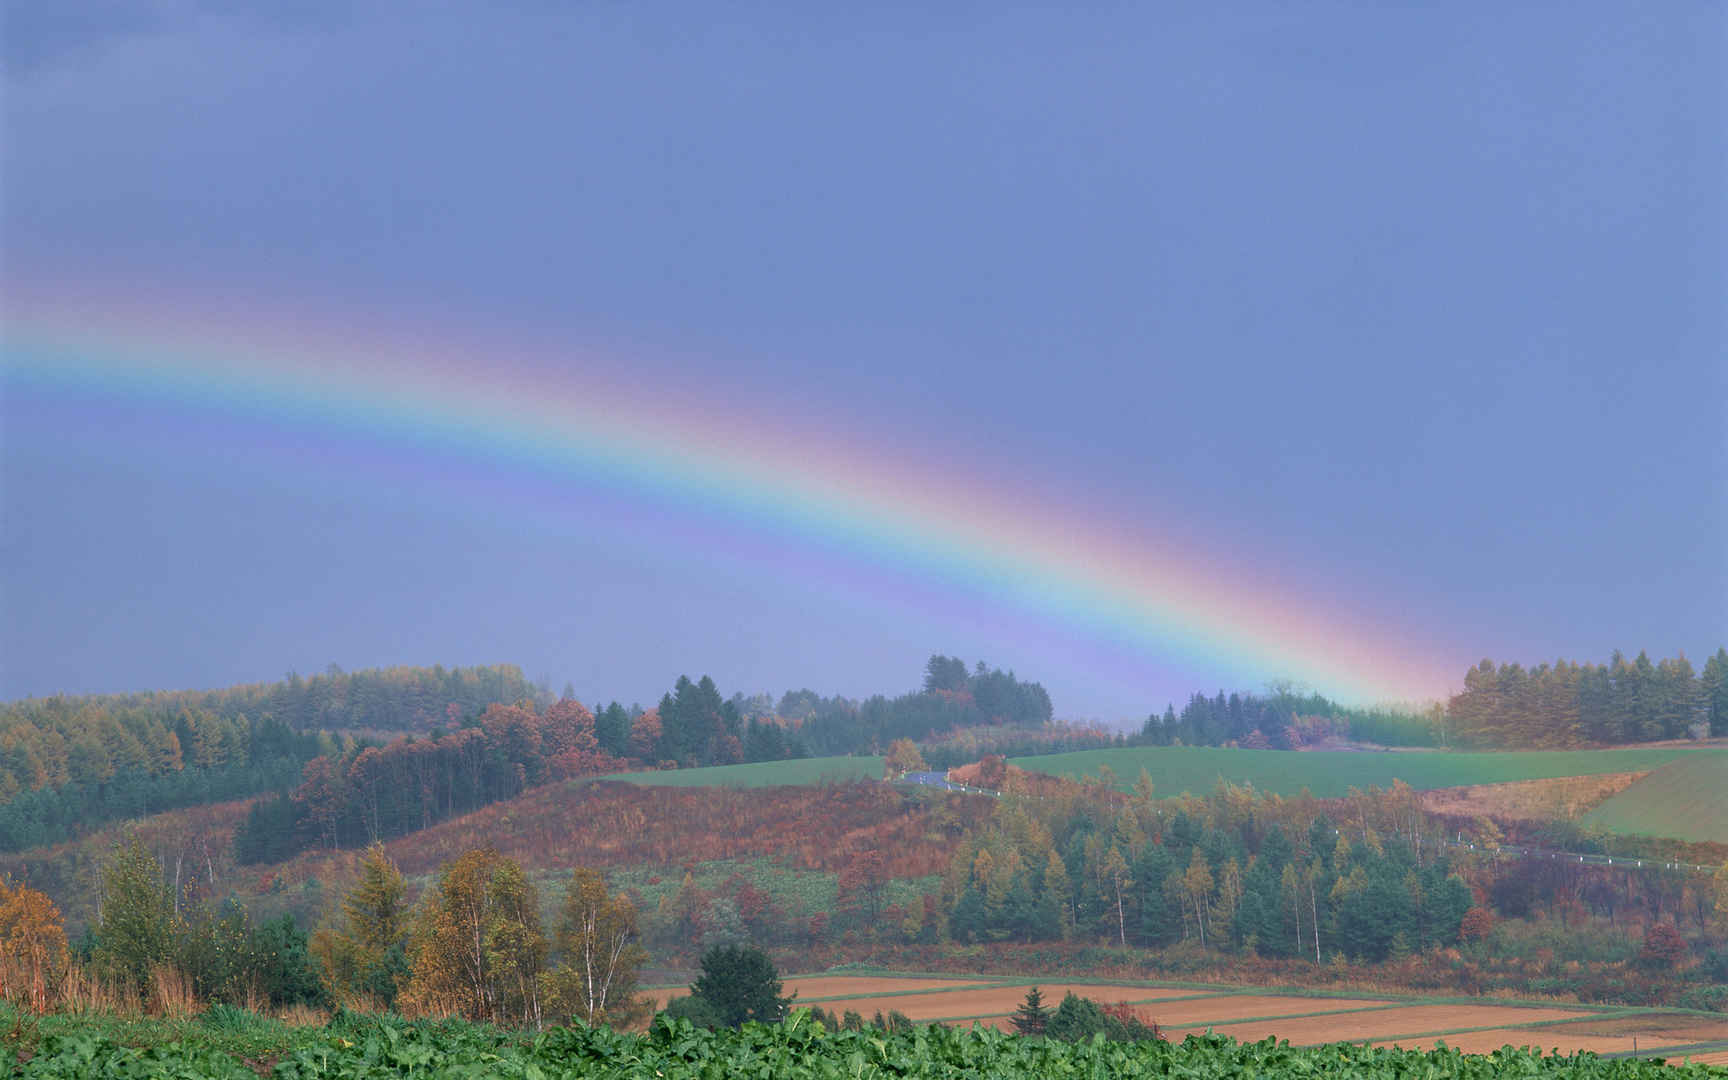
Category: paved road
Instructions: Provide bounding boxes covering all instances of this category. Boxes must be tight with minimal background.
[902,770,989,793]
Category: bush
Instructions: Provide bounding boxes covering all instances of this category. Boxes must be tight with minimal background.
[1045,992,1162,1043]
[660,994,723,1029]
[1638,923,1688,970]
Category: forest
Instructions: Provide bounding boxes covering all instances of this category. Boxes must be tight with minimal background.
[228,659,1051,865]
[0,665,537,854]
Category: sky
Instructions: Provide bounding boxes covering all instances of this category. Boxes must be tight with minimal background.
[2,3,1724,723]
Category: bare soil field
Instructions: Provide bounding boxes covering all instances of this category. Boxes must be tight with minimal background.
[961,994,1394,1033]
[1370,1029,1653,1056]
[1122,995,1396,1027]
[784,976,998,1001]
[1167,1004,1591,1045]
[646,975,995,1009]
[813,983,1197,1022]
[1419,772,1645,822]
[654,972,1728,1062]
[1552,1014,1728,1043]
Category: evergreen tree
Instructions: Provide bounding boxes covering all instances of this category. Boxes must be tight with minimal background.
[1010,986,1051,1035]
[1705,650,1728,736]
[687,944,791,1027]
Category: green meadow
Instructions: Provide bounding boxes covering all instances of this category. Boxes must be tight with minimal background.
[1582,754,1728,844]
[598,755,884,788]
[1008,745,1728,799]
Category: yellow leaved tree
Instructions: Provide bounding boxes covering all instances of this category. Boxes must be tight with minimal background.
[403,848,545,1026]
[541,866,650,1028]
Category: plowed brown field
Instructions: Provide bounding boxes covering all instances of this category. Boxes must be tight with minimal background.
[785,976,997,1000]
[814,983,1197,1022]
[1371,1029,1647,1055]
[648,974,991,1009]
[1549,1014,1728,1043]
[1168,1004,1590,1045]
[649,972,1728,1064]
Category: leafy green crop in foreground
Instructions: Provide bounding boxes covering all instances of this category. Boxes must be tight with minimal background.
[20,1013,1726,1078]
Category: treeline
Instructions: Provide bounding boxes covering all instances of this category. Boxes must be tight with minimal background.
[1136,688,1436,750]
[0,702,325,853]
[1448,649,1728,748]
[795,656,1054,757]
[8,837,649,1029]
[6,663,538,737]
[234,700,637,864]
[0,663,545,851]
[943,780,1472,963]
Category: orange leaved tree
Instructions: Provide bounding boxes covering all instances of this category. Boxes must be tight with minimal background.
[0,876,69,1012]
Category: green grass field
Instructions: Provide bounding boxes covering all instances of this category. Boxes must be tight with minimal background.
[1581,755,1728,844]
[597,755,884,788]
[1009,746,1728,799]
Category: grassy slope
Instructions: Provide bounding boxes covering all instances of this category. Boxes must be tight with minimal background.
[1581,755,1728,843]
[1009,746,1728,799]
[597,755,884,787]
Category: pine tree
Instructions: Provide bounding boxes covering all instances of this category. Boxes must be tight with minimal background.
[1010,986,1051,1035]
[1704,650,1728,736]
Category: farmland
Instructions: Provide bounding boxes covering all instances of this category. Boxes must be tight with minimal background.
[17,1001,1728,1078]
[663,972,1728,1062]
[1009,745,1728,799]
[1583,756,1728,843]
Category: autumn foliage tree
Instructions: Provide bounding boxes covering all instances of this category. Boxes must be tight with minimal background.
[882,739,926,780]
[541,867,649,1027]
[312,843,410,1008]
[1459,906,1495,943]
[0,876,68,1012]
[1639,922,1688,970]
[404,848,546,1026]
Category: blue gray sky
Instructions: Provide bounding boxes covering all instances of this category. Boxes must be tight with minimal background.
[3,3,1723,720]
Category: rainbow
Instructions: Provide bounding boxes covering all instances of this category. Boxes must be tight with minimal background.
[3,290,1456,705]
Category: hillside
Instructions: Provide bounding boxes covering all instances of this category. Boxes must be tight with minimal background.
[1581,755,1728,843]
